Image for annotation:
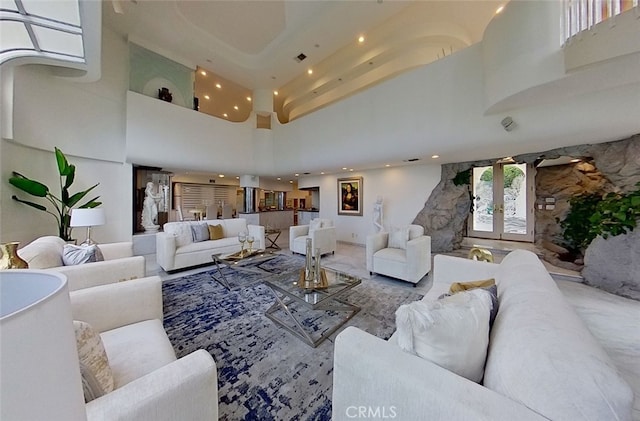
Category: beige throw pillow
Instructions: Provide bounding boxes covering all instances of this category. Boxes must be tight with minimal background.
[208,224,224,240]
[73,320,115,402]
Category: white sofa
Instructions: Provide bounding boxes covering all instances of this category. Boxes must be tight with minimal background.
[333,250,634,420]
[289,218,336,256]
[365,225,431,284]
[17,236,145,291]
[156,218,265,272]
[70,276,218,420]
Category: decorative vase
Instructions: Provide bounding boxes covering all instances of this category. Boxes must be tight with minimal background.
[0,242,29,269]
[313,248,322,284]
[304,238,314,282]
[158,87,173,103]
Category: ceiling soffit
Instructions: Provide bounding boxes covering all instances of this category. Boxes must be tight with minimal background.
[176,1,286,55]
[276,17,476,123]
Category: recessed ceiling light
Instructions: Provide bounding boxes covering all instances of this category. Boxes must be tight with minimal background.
[307,69,313,75]
[236,176,239,179]
[234,105,239,110]
[385,164,390,167]
[215,83,221,89]
[246,96,252,102]
[277,177,281,181]
[349,169,354,172]
[204,95,210,100]
[495,5,505,14]
[342,167,347,170]
[320,172,325,175]
[358,35,365,43]
[289,180,293,183]
[273,91,279,96]
[218,174,225,178]
[294,173,299,177]
[200,70,207,76]
[431,154,440,159]
[223,113,228,118]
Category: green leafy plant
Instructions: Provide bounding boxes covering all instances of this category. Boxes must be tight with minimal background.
[453,169,471,186]
[478,166,524,188]
[9,147,101,241]
[560,183,640,253]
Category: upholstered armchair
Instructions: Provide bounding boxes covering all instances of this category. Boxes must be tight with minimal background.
[289,218,337,256]
[69,276,218,420]
[366,225,431,285]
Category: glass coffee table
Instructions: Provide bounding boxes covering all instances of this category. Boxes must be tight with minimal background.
[263,268,361,348]
[211,250,278,290]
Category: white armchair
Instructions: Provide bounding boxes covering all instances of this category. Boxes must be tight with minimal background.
[289,218,337,256]
[366,225,431,284]
[70,276,218,420]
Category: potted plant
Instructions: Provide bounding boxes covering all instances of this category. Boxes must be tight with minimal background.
[560,182,640,257]
[8,147,101,241]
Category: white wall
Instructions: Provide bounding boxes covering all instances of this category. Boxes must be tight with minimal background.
[1,28,132,244]
[299,164,441,245]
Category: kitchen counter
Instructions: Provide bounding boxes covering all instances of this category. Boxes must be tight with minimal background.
[238,210,294,230]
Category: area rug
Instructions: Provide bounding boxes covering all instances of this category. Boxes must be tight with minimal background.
[162,257,423,421]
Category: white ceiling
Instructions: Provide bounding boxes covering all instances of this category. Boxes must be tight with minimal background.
[103,0,499,91]
[103,1,640,182]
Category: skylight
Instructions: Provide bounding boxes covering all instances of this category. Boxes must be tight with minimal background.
[0,0,85,65]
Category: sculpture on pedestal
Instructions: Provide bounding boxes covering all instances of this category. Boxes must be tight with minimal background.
[141,181,162,232]
[373,196,384,232]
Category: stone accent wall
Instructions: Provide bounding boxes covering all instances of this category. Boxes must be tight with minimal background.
[412,134,639,299]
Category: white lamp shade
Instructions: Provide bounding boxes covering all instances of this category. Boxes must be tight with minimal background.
[0,270,86,420]
[70,207,106,227]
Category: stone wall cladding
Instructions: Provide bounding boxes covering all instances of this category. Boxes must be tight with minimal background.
[412,134,639,299]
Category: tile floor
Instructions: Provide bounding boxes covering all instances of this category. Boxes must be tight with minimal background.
[140,228,639,418]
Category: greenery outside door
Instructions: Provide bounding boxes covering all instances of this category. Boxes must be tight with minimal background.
[468,163,535,242]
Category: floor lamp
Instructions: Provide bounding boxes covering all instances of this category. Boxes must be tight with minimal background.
[70,208,106,245]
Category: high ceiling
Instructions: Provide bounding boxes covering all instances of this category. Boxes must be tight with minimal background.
[103,0,502,122]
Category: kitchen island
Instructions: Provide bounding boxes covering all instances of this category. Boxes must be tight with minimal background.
[239,210,294,230]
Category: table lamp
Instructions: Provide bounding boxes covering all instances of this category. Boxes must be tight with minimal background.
[1,270,86,420]
[70,208,106,245]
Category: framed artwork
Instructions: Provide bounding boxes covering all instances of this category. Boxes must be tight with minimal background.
[338,177,363,216]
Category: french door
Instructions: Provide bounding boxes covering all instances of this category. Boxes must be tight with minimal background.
[468,162,535,242]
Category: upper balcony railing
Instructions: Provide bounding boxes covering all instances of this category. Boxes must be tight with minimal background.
[564,0,639,42]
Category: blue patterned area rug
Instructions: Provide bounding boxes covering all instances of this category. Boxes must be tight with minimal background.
[162,256,423,421]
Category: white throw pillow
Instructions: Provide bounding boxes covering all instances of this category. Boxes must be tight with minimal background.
[73,321,115,402]
[62,244,104,266]
[395,289,493,383]
[388,226,409,250]
[309,218,323,234]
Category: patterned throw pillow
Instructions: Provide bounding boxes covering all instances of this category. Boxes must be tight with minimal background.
[62,244,104,266]
[208,224,224,240]
[388,226,409,250]
[191,223,210,242]
[73,320,114,402]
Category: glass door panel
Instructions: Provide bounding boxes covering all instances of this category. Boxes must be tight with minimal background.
[469,163,534,242]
